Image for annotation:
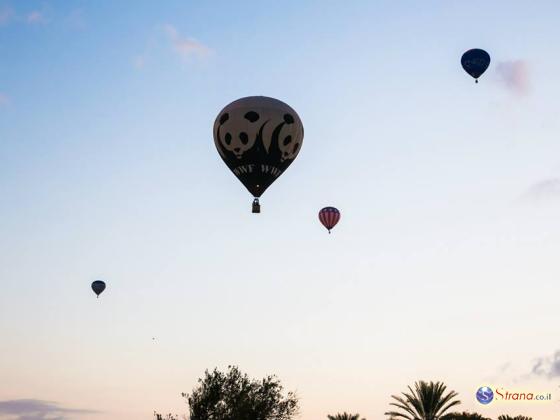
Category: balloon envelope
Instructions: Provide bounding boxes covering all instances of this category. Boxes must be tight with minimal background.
[213,96,304,199]
[461,49,490,81]
[319,207,340,233]
[91,280,106,297]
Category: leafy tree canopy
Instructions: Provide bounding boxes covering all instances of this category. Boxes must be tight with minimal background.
[154,365,299,420]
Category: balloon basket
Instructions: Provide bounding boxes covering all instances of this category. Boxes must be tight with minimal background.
[252,198,261,214]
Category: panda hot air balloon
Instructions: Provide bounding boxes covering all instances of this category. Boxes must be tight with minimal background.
[319,207,340,234]
[213,96,304,213]
[461,49,491,83]
[91,280,106,298]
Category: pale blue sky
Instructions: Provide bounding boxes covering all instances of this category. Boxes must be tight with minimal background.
[1,1,560,419]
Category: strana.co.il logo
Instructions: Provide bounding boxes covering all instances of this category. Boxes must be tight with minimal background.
[476,386,494,404]
[476,385,552,404]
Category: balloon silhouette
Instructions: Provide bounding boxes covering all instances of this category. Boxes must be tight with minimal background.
[91,280,106,298]
[319,207,340,233]
[461,49,491,83]
[213,96,304,213]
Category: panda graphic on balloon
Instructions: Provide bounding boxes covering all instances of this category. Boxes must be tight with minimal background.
[213,96,304,213]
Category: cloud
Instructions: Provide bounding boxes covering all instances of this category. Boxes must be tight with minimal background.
[530,350,560,379]
[163,24,211,60]
[0,6,49,26]
[134,24,212,69]
[521,178,560,202]
[65,9,85,30]
[133,55,145,69]
[482,362,512,383]
[0,6,14,25]
[0,92,9,107]
[0,399,98,420]
[27,11,47,25]
[496,60,530,95]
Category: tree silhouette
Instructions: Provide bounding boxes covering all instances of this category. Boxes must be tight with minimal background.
[327,412,366,420]
[153,413,178,420]
[442,412,491,420]
[385,380,461,420]
[155,365,298,420]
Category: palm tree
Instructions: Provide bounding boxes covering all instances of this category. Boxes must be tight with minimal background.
[327,413,366,420]
[385,380,461,420]
[497,416,532,420]
[442,412,491,420]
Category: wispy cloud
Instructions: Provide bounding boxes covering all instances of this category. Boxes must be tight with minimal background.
[163,24,211,60]
[521,178,560,203]
[482,362,512,383]
[27,10,47,25]
[0,92,9,107]
[530,350,560,379]
[134,24,212,69]
[0,6,14,25]
[133,55,146,69]
[0,399,98,420]
[65,9,85,30]
[0,6,49,27]
[496,60,530,95]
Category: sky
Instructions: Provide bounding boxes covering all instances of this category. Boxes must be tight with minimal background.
[1,1,560,419]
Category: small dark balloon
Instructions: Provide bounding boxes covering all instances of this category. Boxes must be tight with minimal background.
[91,280,106,298]
[461,49,491,82]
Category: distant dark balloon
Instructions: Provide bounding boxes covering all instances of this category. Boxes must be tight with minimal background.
[319,207,340,233]
[461,49,491,83]
[91,280,106,298]
[213,96,304,213]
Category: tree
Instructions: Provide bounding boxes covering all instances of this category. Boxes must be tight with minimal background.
[497,416,532,420]
[327,413,366,420]
[181,365,298,420]
[442,412,491,420]
[153,413,178,420]
[385,380,461,420]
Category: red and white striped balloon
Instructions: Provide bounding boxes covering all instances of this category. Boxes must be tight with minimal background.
[318,207,340,233]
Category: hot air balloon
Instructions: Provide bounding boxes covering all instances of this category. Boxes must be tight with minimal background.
[319,207,340,233]
[213,96,304,213]
[91,280,106,298]
[461,49,491,83]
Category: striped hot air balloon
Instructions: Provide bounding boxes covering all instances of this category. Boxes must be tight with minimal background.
[318,207,340,234]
